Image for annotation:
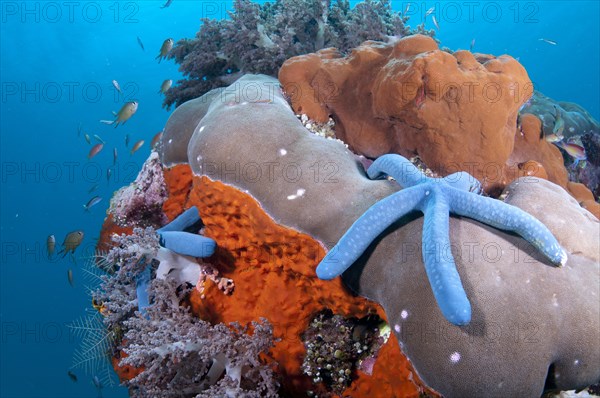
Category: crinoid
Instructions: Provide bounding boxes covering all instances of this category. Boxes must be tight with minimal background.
[68,309,118,387]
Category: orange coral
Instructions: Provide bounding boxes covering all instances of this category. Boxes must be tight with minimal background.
[163,165,435,397]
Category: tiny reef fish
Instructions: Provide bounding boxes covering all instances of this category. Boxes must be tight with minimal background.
[88,143,104,159]
[130,140,145,155]
[101,101,139,128]
[93,134,105,144]
[88,184,99,193]
[125,134,130,147]
[137,36,145,51]
[432,15,440,30]
[160,0,173,8]
[67,370,77,382]
[83,196,102,211]
[158,79,172,94]
[539,38,557,45]
[47,234,55,259]
[470,38,475,51]
[156,38,174,63]
[84,133,91,144]
[113,148,118,165]
[67,269,74,286]
[58,231,84,258]
[555,141,586,166]
[112,80,121,93]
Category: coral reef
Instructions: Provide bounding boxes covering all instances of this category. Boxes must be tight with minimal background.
[166,73,599,397]
[108,152,169,228]
[163,0,433,109]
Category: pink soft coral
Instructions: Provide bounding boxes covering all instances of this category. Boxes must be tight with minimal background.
[109,152,168,228]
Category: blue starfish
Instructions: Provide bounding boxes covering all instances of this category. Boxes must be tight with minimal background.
[156,206,216,258]
[316,154,567,325]
[136,207,216,317]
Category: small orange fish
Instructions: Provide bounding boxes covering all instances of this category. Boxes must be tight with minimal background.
[151,132,163,148]
[88,143,104,159]
[555,141,586,166]
[130,140,145,155]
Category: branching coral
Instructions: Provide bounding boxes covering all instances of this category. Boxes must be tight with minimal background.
[109,152,168,228]
[164,0,432,108]
[120,278,279,398]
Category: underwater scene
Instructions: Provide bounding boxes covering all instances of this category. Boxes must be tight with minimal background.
[1,1,599,397]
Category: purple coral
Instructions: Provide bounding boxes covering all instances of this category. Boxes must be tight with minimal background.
[120,279,279,398]
[164,0,432,109]
[109,152,168,228]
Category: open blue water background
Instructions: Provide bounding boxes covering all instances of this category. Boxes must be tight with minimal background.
[0,1,598,397]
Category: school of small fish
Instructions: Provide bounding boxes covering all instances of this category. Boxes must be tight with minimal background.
[48,12,174,358]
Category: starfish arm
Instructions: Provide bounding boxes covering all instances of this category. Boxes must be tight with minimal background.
[158,231,216,258]
[316,185,427,280]
[367,154,428,188]
[450,190,567,266]
[422,193,472,325]
[136,261,152,318]
[157,206,201,233]
[442,171,482,194]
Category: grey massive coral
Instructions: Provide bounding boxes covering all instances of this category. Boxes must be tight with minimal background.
[164,0,432,108]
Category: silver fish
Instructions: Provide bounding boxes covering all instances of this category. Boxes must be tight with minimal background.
[47,235,55,259]
[112,80,121,93]
[83,196,102,211]
[113,148,118,165]
[67,269,74,287]
[93,134,105,144]
[539,38,557,45]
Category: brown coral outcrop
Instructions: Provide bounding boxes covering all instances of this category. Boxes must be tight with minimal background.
[279,35,599,214]
[279,34,533,193]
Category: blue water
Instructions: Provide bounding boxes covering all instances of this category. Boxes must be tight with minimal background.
[0,1,598,397]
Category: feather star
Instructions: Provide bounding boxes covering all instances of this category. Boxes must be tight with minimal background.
[316,154,567,326]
